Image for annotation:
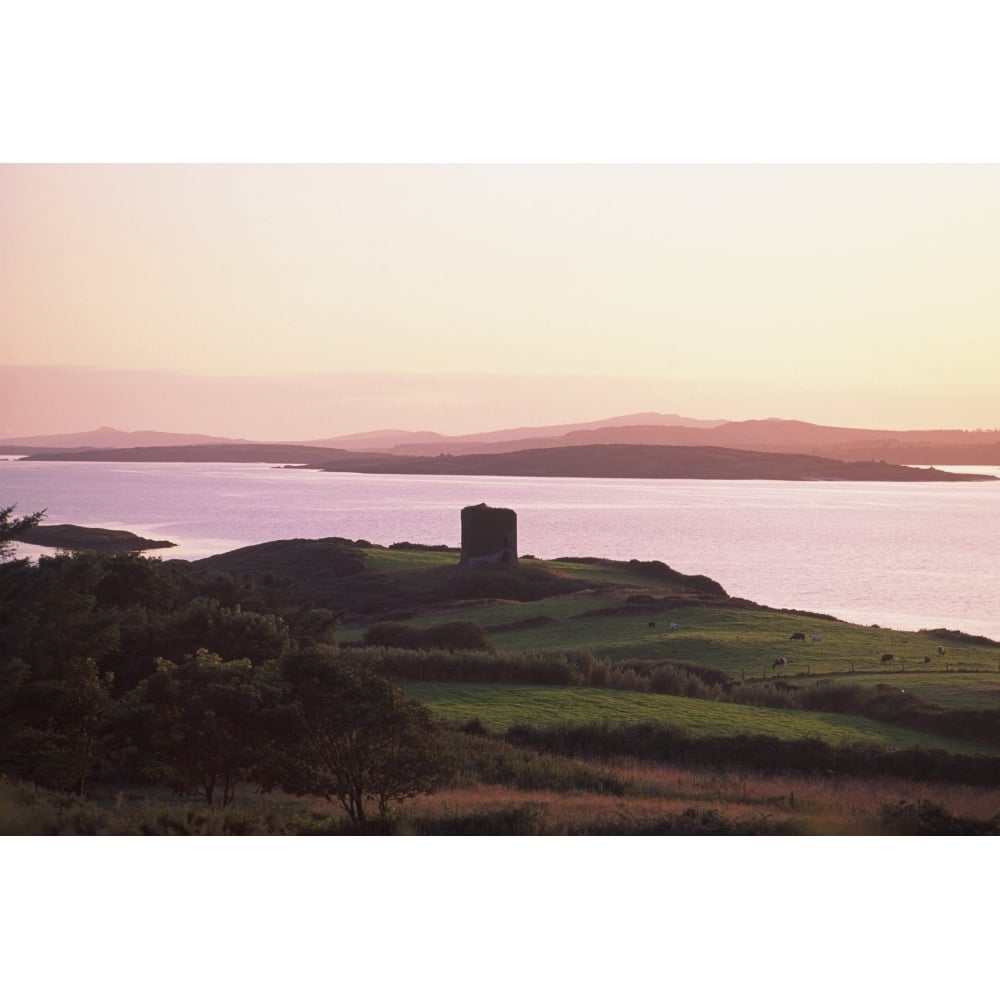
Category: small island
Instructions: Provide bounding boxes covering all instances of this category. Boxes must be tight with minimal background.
[20,523,177,553]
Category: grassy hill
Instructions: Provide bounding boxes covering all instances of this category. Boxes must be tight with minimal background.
[176,537,1000,761]
[404,682,997,755]
[191,540,727,618]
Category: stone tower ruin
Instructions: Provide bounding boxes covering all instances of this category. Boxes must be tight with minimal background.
[460,503,517,567]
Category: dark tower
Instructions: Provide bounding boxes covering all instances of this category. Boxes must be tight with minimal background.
[460,503,518,567]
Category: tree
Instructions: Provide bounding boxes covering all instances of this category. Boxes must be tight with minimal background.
[112,649,293,806]
[279,650,450,830]
[0,552,119,792]
[0,505,45,561]
[152,597,291,667]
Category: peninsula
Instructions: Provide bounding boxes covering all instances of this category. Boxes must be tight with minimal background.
[16,442,996,481]
[20,524,177,553]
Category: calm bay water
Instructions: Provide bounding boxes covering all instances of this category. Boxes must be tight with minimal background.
[3,458,999,640]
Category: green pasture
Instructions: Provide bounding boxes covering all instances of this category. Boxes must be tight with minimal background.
[336,589,623,643]
[542,558,691,587]
[368,598,1000,680]
[405,682,999,756]
[485,606,999,676]
[362,548,459,574]
[337,547,1000,707]
[842,670,1000,708]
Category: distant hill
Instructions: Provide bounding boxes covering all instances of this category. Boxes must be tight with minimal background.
[299,429,448,449]
[0,426,251,449]
[10,414,1000,465]
[310,444,996,481]
[23,443,349,464]
[383,418,1000,462]
[298,412,726,451]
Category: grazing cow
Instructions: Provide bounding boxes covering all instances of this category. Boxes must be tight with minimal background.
[668,622,680,631]
[923,656,932,665]
[938,646,945,655]
[772,657,787,668]
[790,632,806,640]
[880,653,894,664]
[648,621,656,628]
[811,634,822,644]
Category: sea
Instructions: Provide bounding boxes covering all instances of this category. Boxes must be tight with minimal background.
[3,458,999,641]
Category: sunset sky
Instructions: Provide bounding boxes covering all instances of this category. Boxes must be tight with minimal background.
[4,164,1000,439]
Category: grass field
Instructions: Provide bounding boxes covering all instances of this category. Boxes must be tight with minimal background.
[332,548,1000,730]
[338,545,999,667]
[483,606,1000,676]
[404,681,999,755]
[348,597,1000,682]
[362,547,458,573]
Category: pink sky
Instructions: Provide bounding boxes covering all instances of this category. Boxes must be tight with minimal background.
[4,165,1000,438]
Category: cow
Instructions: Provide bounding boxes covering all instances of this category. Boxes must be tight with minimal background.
[648,622,656,628]
[668,622,680,630]
[923,656,932,665]
[938,646,945,655]
[790,632,806,640]
[881,653,894,664]
[811,635,822,644]
[772,657,787,668]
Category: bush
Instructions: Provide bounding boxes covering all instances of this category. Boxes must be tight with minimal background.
[364,620,494,653]
[876,799,1000,835]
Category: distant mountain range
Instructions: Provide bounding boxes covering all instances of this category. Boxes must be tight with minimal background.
[4,412,999,466]
[0,426,251,450]
[298,411,727,449]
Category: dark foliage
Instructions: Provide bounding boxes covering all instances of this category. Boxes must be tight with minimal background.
[0,553,118,791]
[277,650,450,829]
[875,799,1000,835]
[445,729,629,795]
[0,505,45,561]
[504,720,1000,787]
[110,650,295,805]
[364,620,494,653]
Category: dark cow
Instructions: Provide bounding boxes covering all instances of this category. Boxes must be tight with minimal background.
[648,622,656,628]
[937,646,945,655]
[790,632,806,640]
[923,656,932,665]
[772,657,788,668]
[880,653,894,664]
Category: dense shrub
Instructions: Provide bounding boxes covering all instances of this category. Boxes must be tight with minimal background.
[504,721,1000,787]
[0,779,345,836]
[364,620,494,653]
[574,808,798,836]
[412,803,550,835]
[338,645,603,686]
[445,730,629,795]
[876,799,1000,835]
